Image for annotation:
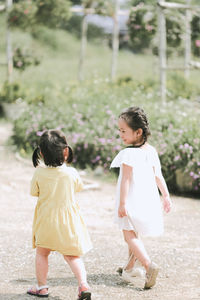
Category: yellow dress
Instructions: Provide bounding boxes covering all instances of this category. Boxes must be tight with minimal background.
[30,164,92,256]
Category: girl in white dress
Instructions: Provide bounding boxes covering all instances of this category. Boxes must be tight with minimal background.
[110,106,172,289]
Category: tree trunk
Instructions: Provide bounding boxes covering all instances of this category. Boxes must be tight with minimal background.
[184,0,191,78]
[158,0,166,102]
[78,14,88,81]
[6,0,13,83]
[111,0,119,82]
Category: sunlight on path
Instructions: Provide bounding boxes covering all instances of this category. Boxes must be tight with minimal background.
[0,122,200,300]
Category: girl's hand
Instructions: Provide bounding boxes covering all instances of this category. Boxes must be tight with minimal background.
[163,195,172,213]
[118,204,127,218]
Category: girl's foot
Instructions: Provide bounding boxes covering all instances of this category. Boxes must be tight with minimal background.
[144,262,159,289]
[27,285,49,298]
[122,264,146,283]
[78,283,91,300]
[117,252,136,276]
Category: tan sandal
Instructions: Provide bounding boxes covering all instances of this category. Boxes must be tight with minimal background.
[144,262,159,289]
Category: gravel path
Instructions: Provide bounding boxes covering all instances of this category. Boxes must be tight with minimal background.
[0,122,200,300]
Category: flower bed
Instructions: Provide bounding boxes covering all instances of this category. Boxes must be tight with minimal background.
[11,82,200,195]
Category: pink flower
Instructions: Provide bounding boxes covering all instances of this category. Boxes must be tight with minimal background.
[106,110,112,115]
[145,24,153,32]
[174,155,180,161]
[133,24,141,30]
[17,61,23,67]
[99,138,106,145]
[37,130,44,136]
[195,40,200,47]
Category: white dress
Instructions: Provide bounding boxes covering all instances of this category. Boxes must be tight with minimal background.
[110,144,164,237]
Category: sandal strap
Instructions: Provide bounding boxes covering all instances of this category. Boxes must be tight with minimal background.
[36,285,49,291]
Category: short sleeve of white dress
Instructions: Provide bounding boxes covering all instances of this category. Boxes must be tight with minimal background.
[110,148,136,168]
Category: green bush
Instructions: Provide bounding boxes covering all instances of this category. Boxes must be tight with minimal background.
[13,47,40,71]
[8,1,37,30]
[167,73,200,100]
[64,15,106,42]
[128,7,156,52]
[127,4,184,53]
[0,81,25,104]
[31,26,61,49]
[34,0,71,28]
[191,15,200,57]
[150,100,200,192]
[8,0,71,30]
[11,81,200,194]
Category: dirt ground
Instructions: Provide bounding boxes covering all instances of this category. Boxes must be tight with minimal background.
[0,122,200,300]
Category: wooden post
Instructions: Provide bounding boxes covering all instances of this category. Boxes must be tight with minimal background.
[111,0,119,82]
[184,0,191,78]
[6,0,13,83]
[158,0,167,102]
[78,14,88,81]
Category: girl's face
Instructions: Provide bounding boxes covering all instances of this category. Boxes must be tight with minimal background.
[118,118,143,145]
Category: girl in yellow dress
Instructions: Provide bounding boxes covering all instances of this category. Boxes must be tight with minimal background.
[27,130,92,300]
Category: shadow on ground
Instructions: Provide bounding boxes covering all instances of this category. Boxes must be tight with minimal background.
[0,294,61,300]
[11,273,145,292]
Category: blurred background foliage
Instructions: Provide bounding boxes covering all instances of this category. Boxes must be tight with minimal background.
[0,0,200,195]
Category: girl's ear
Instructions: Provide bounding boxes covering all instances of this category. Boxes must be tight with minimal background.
[63,147,69,161]
[137,128,143,137]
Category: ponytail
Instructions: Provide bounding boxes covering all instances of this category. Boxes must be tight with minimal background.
[32,146,41,167]
[66,146,73,164]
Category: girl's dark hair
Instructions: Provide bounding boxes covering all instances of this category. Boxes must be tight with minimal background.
[32,130,73,168]
[119,106,151,142]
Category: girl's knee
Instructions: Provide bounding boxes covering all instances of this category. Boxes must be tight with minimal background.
[36,247,51,257]
[123,230,137,243]
[63,255,79,262]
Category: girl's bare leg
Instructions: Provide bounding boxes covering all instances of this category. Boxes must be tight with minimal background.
[27,247,51,295]
[35,247,51,286]
[124,249,137,270]
[63,255,89,287]
[123,230,151,271]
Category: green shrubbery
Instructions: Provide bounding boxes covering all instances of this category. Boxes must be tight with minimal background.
[8,0,37,30]
[8,0,71,30]
[64,15,107,42]
[128,3,200,56]
[13,47,40,71]
[11,81,200,194]
[0,81,25,104]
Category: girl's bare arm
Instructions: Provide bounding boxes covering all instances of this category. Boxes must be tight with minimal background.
[119,163,132,217]
[155,172,172,213]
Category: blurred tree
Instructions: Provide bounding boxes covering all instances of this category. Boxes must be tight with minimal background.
[8,0,71,29]
[131,0,155,5]
[8,1,37,30]
[128,1,184,53]
[128,7,156,52]
[35,0,71,28]
[13,47,40,71]
[70,0,81,4]
[191,14,200,56]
